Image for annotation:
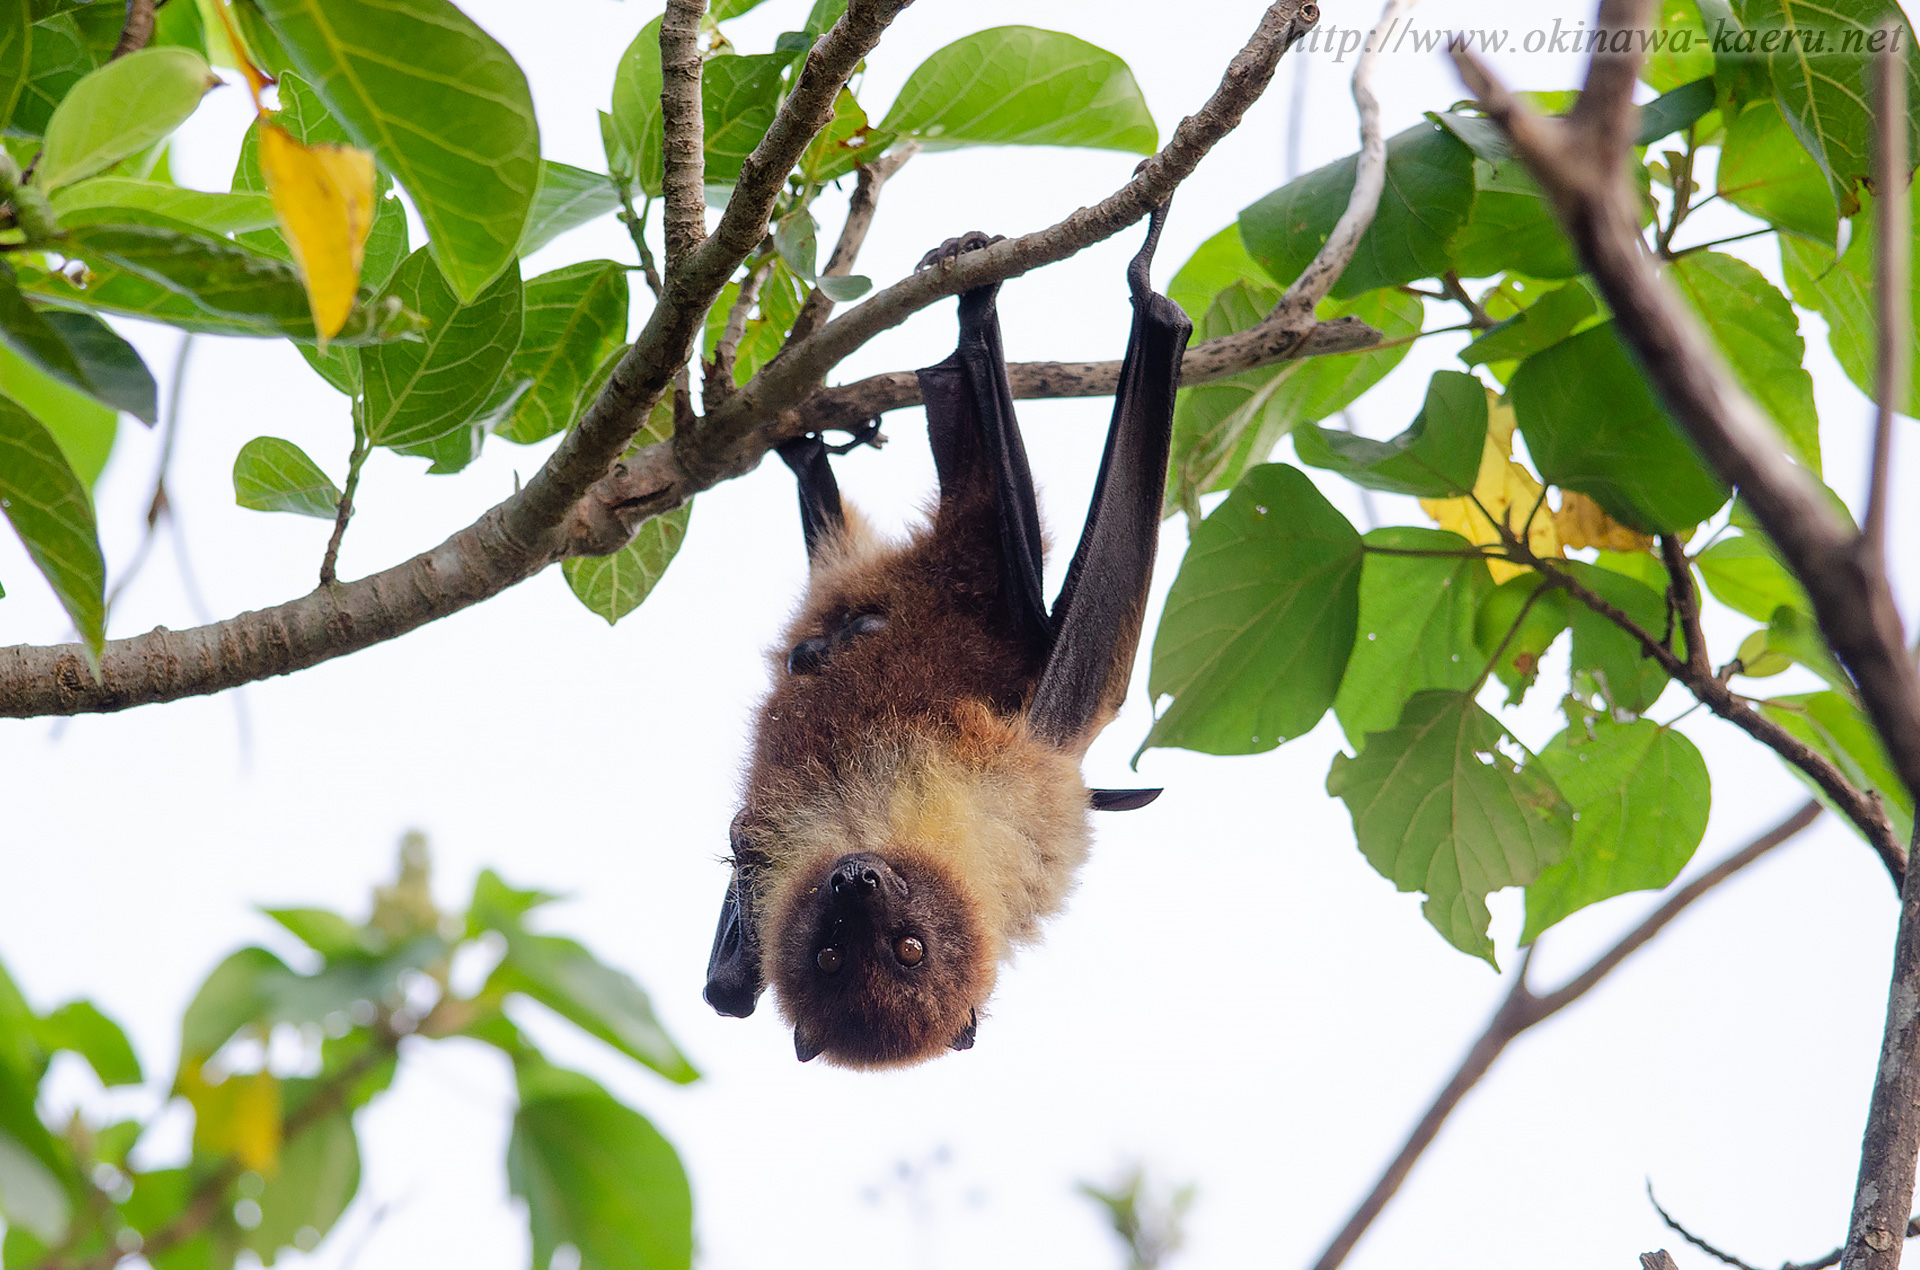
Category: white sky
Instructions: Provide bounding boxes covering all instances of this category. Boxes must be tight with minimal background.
[5,2,1920,1268]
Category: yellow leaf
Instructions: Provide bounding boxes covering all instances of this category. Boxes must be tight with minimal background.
[1553,490,1655,553]
[1419,395,1562,584]
[181,1064,283,1175]
[259,124,375,345]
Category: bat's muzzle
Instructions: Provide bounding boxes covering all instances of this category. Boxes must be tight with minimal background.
[827,852,908,906]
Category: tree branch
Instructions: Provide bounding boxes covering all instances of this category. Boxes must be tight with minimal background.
[705,248,772,405]
[1865,35,1908,566]
[109,0,156,60]
[659,0,708,270]
[1451,0,1920,880]
[0,0,1320,718]
[1308,800,1824,1270]
[1652,1187,1920,1270]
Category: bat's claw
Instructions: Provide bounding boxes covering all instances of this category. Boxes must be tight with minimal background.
[916,231,1005,272]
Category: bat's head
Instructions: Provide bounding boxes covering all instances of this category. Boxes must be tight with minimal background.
[769,848,990,1068]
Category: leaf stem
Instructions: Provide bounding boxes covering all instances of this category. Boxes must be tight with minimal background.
[319,415,371,588]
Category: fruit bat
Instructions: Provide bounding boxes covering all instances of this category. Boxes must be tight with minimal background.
[704,202,1191,1068]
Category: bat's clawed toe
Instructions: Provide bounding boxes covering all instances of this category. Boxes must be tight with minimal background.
[916,231,1006,272]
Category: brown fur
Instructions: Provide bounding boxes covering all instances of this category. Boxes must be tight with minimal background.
[732,491,1094,1069]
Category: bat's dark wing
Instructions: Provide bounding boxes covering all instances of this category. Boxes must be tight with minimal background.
[1028,203,1192,750]
[703,864,764,1017]
[916,238,1052,655]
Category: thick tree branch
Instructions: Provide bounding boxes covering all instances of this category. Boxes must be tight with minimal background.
[1309,800,1824,1270]
[0,0,1322,718]
[659,0,708,270]
[1451,2,1920,875]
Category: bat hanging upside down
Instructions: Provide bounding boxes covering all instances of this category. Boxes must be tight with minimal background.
[703,202,1192,1068]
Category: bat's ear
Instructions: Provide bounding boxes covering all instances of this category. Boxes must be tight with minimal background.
[795,1028,825,1063]
[1090,788,1162,812]
[948,1008,979,1052]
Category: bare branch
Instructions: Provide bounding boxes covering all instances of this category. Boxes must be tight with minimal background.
[785,141,919,348]
[1277,0,1418,319]
[659,0,708,269]
[1309,801,1823,1270]
[706,249,773,405]
[1452,0,1920,873]
[771,315,1381,439]
[318,422,371,588]
[1660,534,1712,679]
[1651,1187,1920,1270]
[109,0,156,60]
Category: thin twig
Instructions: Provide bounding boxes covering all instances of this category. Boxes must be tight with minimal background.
[1277,0,1419,320]
[784,141,919,349]
[1660,534,1712,678]
[1308,800,1824,1270]
[319,420,371,588]
[706,250,773,405]
[1653,1185,1920,1270]
[109,0,156,60]
[1864,36,1908,564]
[1440,271,1494,329]
[103,334,193,626]
[619,191,663,300]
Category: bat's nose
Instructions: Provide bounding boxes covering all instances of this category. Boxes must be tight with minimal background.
[826,851,905,903]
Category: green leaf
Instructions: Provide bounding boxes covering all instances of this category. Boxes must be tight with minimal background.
[1523,716,1711,942]
[1326,689,1572,964]
[37,46,211,189]
[1564,559,1673,716]
[59,218,415,344]
[13,13,93,138]
[1474,573,1572,706]
[563,504,690,626]
[509,1071,693,1270]
[232,436,341,519]
[1239,122,1476,299]
[773,208,818,280]
[1459,279,1599,367]
[0,1129,69,1244]
[361,248,522,458]
[712,0,770,18]
[1143,464,1362,756]
[1730,0,1920,213]
[1766,604,1850,691]
[33,1000,140,1085]
[0,0,32,134]
[0,265,97,400]
[1295,369,1487,498]
[1449,158,1582,281]
[1643,0,1717,92]
[1761,690,1915,843]
[487,931,697,1083]
[1166,223,1266,324]
[247,0,540,300]
[879,26,1156,154]
[43,309,155,423]
[1782,187,1920,414]
[466,869,559,934]
[1716,98,1839,245]
[52,177,278,236]
[179,946,295,1063]
[1167,285,1420,512]
[1697,534,1810,620]
[0,337,114,488]
[798,87,882,185]
[0,396,102,657]
[1509,322,1730,533]
[1636,76,1717,145]
[261,907,364,959]
[702,52,788,183]
[816,274,869,301]
[609,17,663,198]
[494,261,627,445]
[520,161,621,256]
[243,1110,358,1264]
[1332,528,1490,749]
[1669,250,1820,473]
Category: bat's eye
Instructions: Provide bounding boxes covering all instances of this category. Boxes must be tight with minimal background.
[894,936,924,966]
[788,637,831,676]
[848,613,887,637]
[817,947,843,974]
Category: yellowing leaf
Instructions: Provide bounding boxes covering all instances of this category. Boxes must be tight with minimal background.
[1419,395,1561,583]
[181,1064,283,1175]
[259,124,375,344]
[1554,490,1655,553]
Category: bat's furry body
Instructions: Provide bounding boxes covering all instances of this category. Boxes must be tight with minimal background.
[706,213,1191,1068]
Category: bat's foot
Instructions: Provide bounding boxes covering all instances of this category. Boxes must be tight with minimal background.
[916,231,1005,272]
[823,416,883,455]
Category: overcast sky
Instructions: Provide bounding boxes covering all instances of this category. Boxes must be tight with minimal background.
[5,2,1920,1269]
